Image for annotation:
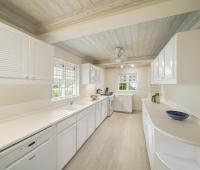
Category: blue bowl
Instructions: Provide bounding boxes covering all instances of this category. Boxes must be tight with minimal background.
[166,110,189,121]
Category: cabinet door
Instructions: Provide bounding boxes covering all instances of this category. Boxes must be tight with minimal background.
[96,67,104,86]
[114,96,122,112]
[0,23,29,79]
[57,124,76,170]
[89,65,97,84]
[95,102,102,128]
[153,58,159,83]
[164,37,176,82]
[29,38,54,81]
[158,50,165,81]
[101,99,107,121]
[77,116,88,150]
[151,61,155,84]
[121,95,132,112]
[6,138,56,170]
[87,106,96,137]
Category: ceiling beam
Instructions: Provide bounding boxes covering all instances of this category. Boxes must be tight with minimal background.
[38,0,200,44]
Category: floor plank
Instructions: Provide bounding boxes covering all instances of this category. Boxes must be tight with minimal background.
[64,112,150,170]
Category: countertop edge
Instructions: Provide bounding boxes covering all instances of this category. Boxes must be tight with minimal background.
[0,96,108,152]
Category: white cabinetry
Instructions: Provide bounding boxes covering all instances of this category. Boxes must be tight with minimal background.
[101,99,108,121]
[87,105,96,137]
[164,37,176,81]
[57,116,76,170]
[0,21,54,82]
[114,94,133,113]
[142,101,200,170]
[29,38,54,81]
[96,67,104,86]
[77,111,88,150]
[158,50,165,81]
[151,30,200,84]
[77,99,108,150]
[81,63,104,85]
[142,105,155,168]
[82,63,97,84]
[0,23,29,79]
[95,101,102,128]
[0,127,56,170]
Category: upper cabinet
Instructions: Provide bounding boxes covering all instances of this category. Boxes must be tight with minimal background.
[0,23,29,79]
[151,29,200,85]
[0,22,54,82]
[29,38,54,81]
[81,63,104,85]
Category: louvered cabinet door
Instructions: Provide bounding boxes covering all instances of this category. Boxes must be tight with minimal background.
[0,23,29,79]
[29,38,54,81]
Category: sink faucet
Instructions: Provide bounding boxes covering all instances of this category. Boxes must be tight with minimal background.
[69,100,74,105]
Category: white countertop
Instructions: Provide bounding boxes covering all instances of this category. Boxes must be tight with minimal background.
[143,99,200,146]
[0,96,107,152]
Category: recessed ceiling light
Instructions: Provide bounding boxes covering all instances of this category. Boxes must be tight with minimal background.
[120,65,124,69]
[131,64,135,68]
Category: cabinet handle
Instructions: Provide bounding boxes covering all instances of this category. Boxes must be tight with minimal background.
[28,141,36,147]
[28,155,36,160]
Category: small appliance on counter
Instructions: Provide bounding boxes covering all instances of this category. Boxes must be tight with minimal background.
[96,88,103,95]
[151,93,160,104]
[103,87,113,96]
[96,87,114,116]
[96,87,113,96]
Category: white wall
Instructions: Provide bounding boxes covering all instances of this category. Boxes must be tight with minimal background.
[161,84,200,117]
[105,66,150,111]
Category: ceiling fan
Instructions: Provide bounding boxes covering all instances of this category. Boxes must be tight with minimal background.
[113,47,127,63]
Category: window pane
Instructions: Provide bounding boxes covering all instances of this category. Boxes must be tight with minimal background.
[52,59,79,99]
[118,74,137,91]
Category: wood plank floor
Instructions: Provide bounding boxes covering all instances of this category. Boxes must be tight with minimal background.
[64,112,150,170]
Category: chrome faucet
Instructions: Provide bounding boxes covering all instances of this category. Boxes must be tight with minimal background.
[69,100,74,105]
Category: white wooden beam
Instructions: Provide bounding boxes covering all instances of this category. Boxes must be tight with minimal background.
[38,0,200,43]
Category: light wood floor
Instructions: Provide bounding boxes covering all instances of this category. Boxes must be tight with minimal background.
[64,112,150,170]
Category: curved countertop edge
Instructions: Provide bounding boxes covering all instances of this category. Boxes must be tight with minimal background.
[142,99,200,147]
[0,96,108,152]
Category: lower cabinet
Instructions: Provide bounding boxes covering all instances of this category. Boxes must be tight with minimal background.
[95,102,102,128]
[142,105,155,169]
[77,115,88,150]
[87,105,96,137]
[57,118,76,170]
[114,94,133,113]
[101,99,108,121]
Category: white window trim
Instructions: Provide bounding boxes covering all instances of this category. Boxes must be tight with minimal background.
[52,58,79,101]
[118,73,137,91]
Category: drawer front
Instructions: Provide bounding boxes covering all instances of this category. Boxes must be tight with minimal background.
[57,115,76,133]
[77,108,89,121]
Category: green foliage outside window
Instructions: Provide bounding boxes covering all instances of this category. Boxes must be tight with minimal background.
[118,74,137,91]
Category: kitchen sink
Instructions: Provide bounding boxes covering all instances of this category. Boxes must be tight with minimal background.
[62,104,82,111]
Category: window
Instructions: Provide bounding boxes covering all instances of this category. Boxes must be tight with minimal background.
[52,59,79,99]
[118,73,137,91]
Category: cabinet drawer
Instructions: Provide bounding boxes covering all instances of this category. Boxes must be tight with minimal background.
[77,108,89,121]
[57,115,76,133]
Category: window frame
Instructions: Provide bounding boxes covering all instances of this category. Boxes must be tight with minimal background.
[52,58,79,101]
[118,73,137,91]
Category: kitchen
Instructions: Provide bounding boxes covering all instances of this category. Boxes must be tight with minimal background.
[0,0,200,170]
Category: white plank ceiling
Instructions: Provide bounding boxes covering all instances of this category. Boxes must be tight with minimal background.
[56,13,190,61]
[0,0,156,34]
